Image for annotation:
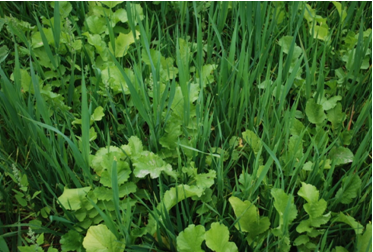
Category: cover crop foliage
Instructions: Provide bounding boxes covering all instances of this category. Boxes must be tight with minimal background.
[0,1,371,251]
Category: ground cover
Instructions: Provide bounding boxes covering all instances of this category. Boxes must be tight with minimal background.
[0,1,371,251]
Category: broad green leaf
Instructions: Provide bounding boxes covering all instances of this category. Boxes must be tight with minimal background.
[58,187,91,210]
[177,224,205,252]
[326,103,344,130]
[290,118,305,136]
[310,212,331,228]
[335,174,361,204]
[86,16,107,34]
[329,146,354,166]
[82,224,125,252]
[356,224,372,252]
[101,66,134,94]
[242,130,262,154]
[111,31,139,58]
[278,36,302,59]
[102,1,123,8]
[177,38,191,68]
[129,3,145,23]
[306,99,326,124]
[229,196,270,236]
[303,161,313,171]
[128,136,143,156]
[51,1,72,18]
[333,212,364,234]
[163,185,204,211]
[294,235,309,246]
[296,212,331,233]
[311,26,329,41]
[94,182,136,201]
[298,182,319,203]
[91,106,105,123]
[321,96,342,111]
[18,245,43,252]
[332,2,347,23]
[195,170,216,189]
[296,219,313,233]
[32,28,54,48]
[197,64,217,87]
[159,117,182,149]
[100,161,131,187]
[205,222,238,252]
[133,151,173,179]
[303,199,327,218]
[332,247,349,252]
[91,146,128,176]
[113,9,128,24]
[271,188,297,226]
[340,130,353,146]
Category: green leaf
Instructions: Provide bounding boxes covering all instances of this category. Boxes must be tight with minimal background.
[340,130,353,146]
[311,26,329,41]
[129,3,145,24]
[321,96,342,111]
[278,36,302,59]
[102,1,123,8]
[100,161,131,187]
[101,66,134,94]
[177,224,205,252]
[133,151,173,179]
[18,245,43,252]
[294,235,310,246]
[356,224,372,252]
[89,127,97,141]
[229,196,270,236]
[86,16,107,34]
[51,1,72,18]
[32,28,54,49]
[271,188,297,226]
[91,106,105,123]
[177,38,191,68]
[335,174,361,204]
[303,199,327,218]
[326,103,344,130]
[111,31,139,58]
[159,116,182,149]
[298,182,319,203]
[329,146,354,166]
[15,194,27,207]
[0,45,9,63]
[332,2,347,23]
[113,9,128,24]
[197,64,217,87]
[162,185,204,211]
[61,230,84,252]
[82,224,125,252]
[333,247,349,252]
[94,182,136,201]
[91,146,128,176]
[306,99,326,124]
[128,136,143,156]
[205,222,238,252]
[333,212,364,234]
[296,212,331,233]
[58,187,91,210]
[195,170,216,189]
[290,118,305,136]
[242,130,262,154]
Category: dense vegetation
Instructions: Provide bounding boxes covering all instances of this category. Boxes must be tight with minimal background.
[0,1,371,251]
